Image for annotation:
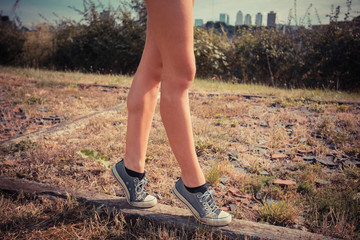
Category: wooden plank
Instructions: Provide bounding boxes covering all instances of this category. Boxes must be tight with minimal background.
[0,176,335,240]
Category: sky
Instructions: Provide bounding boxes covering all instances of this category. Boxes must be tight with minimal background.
[0,0,359,27]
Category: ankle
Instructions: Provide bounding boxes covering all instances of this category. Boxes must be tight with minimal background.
[123,157,145,173]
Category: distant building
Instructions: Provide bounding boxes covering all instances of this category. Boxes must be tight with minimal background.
[235,11,243,26]
[219,13,229,25]
[244,14,252,26]
[255,12,263,27]
[267,11,276,28]
[195,19,204,27]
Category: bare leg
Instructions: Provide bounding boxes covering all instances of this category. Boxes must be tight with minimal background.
[145,0,205,187]
[124,24,162,173]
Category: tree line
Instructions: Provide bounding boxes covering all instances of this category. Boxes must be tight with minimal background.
[0,0,359,91]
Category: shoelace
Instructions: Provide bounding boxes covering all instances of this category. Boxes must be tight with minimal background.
[134,177,148,200]
[198,190,219,216]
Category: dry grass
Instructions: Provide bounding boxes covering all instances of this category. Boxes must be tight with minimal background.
[0,192,229,240]
[1,66,360,239]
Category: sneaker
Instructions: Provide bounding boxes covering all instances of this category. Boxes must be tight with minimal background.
[172,178,232,226]
[111,159,157,208]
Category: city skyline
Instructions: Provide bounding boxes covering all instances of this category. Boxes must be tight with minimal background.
[0,0,359,27]
[193,0,360,26]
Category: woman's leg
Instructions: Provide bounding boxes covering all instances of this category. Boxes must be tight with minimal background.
[145,0,205,187]
[124,22,162,173]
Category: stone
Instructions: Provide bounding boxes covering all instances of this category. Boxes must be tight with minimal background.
[259,119,268,127]
[297,149,314,154]
[268,108,277,113]
[259,170,270,176]
[255,192,264,200]
[234,167,248,174]
[229,203,237,212]
[303,156,316,161]
[37,107,49,112]
[250,147,268,155]
[315,179,331,185]
[292,156,303,162]
[271,153,288,160]
[273,179,296,186]
[314,157,339,168]
[343,159,360,167]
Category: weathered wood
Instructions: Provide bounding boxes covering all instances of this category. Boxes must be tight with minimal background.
[78,83,130,90]
[0,176,335,240]
[188,91,360,105]
[0,104,125,148]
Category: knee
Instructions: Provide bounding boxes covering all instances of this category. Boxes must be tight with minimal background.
[165,61,196,91]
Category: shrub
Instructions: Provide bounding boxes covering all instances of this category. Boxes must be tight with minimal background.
[258,200,300,226]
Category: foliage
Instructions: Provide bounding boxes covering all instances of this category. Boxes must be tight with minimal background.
[77,149,111,169]
[53,1,145,74]
[194,27,231,79]
[0,0,359,91]
[258,200,300,226]
[0,17,25,65]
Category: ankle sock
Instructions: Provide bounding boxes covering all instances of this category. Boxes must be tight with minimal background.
[125,166,145,179]
[185,183,208,194]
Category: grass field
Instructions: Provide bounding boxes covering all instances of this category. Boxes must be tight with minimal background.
[1,66,360,239]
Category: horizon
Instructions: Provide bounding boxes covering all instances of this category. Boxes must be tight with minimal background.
[0,0,359,27]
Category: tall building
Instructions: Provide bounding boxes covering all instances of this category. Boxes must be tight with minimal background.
[255,12,263,27]
[244,14,252,26]
[219,13,229,25]
[235,10,243,25]
[267,11,276,28]
[195,19,204,27]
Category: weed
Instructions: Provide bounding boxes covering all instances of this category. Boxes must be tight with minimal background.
[274,97,299,108]
[77,149,111,169]
[297,181,314,196]
[336,104,347,112]
[1,139,37,154]
[213,113,228,126]
[205,160,229,186]
[26,96,47,105]
[230,120,237,128]
[309,103,325,113]
[258,200,300,226]
[268,125,288,148]
[316,118,334,138]
[195,139,220,156]
[246,161,262,174]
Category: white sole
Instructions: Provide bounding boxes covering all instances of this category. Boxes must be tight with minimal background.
[172,186,231,226]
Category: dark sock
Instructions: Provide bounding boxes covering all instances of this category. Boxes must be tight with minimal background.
[125,166,145,179]
[185,183,209,194]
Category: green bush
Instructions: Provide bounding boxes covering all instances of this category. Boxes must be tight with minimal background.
[1,1,359,91]
[53,1,145,74]
[0,18,25,65]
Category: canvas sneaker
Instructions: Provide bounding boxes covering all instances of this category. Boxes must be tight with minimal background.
[172,178,232,226]
[111,159,157,208]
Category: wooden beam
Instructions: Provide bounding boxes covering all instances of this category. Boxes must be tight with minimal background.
[0,176,336,240]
